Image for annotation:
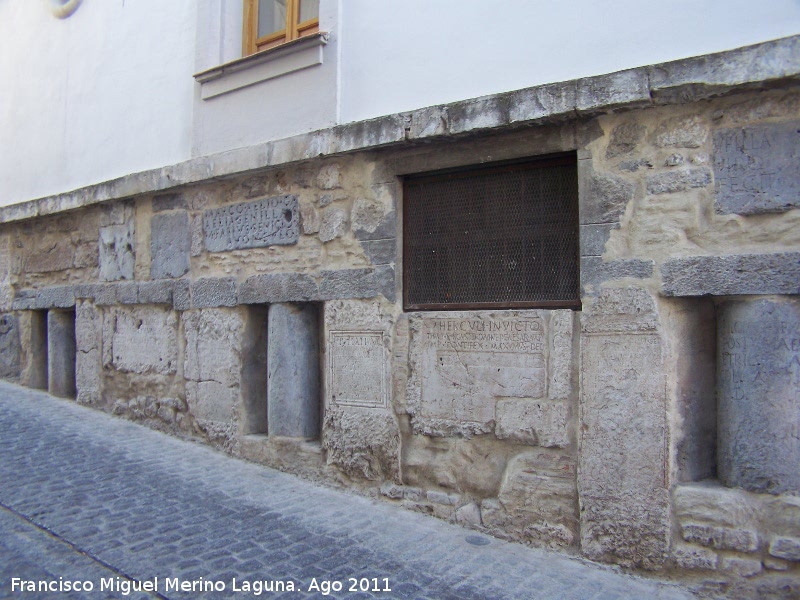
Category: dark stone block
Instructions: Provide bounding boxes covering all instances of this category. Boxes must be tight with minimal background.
[354,211,397,242]
[661,253,800,296]
[12,289,36,311]
[93,284,118,306]
[35,286,76,309]
[581,257,654,290]
[191,278,237,308]
[239,273,318,304]
[203,195,299,252]
[138,280,174,305]
[319,267,396,301]
[580,224,618,257]
[152,193,187,212]
[579,172,634,225]
[646,168,712,195]
[151,212,190,279]
[713,121,800,215]
[173,279,191,311]
[360,239,396,265]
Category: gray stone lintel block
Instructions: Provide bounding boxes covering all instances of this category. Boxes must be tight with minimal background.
[661,252,800,296]
[447,95,511,136]
[328,114,406,155]
[138,280,174,305]
[191,277,237,308]
[12,289,36,311]
[581,257,654,290]
[35,286,76,309]
[319,266,396,302]
[238,272,318,305]
[508,80,578,124]
[92,284,118,306]
[116,282,139,304]
[172,279,191,311]
[580,223,618,257]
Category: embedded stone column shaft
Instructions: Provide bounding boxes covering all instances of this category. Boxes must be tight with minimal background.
[717,297,800,494]
[47,309,76,399]
[267,303,320,438]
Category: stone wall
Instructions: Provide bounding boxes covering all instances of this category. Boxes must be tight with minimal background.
[1,61,799,596]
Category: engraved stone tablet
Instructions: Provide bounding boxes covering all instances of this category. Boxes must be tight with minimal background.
[409,314,547,435]
[329,331,388,408]
[203,195,299,252]
[713,121,800,215]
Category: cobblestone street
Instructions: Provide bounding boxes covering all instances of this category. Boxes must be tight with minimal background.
[0,382,694,599]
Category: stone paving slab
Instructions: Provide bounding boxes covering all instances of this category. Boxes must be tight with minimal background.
[0,382,695,599]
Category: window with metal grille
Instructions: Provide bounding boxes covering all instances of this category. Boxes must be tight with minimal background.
[403,154,579,310]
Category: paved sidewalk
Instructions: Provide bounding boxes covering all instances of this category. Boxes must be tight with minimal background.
[0,382,695,599]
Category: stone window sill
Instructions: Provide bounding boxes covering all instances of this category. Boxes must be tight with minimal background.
[194,32,328,100]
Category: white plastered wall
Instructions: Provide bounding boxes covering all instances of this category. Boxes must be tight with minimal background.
[0,0,197,207]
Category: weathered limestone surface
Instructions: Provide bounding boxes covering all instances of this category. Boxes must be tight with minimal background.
[482,449,579,549]
[150,212,190,279]
[717,297,800,494]
[713,120,800,215]
[267,303,320,438]
[0,314,21,380]
[75,300,102,405]
[579,288,670,569]
[323,300,400,482]
[105,307,177,375]
[98,217,135,282]
[48,309,76,399]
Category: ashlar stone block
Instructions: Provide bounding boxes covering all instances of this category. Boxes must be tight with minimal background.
[108,307,177,375]
[267,303,320,438]
[98,220,135,281]
[494,400,569,447]
[150,212,190,279]
[48,309,76,399]
[717,297,800,494]
[0,313,21,380]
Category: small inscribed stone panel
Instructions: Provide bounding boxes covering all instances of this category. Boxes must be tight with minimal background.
[203,195,299,252]
[713,121,800,215]
[329,331,387,408]
[420,315,546,425]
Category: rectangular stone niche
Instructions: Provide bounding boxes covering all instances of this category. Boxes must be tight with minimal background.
[47,309,76,399]
[240,305,268,435]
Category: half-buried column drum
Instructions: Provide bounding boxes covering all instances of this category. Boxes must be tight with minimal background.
[717,297,800,494]
[267,302,320,438]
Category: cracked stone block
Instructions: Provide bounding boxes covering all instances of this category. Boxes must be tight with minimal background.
[769,537,800,561]
[150,212,190,279]
[98,220,135,282]
[579,172,634,225]
[186,380,238,424]
[645,167,712,195]
[549,311,573,400]
[681,524,758,553]
[654,115,707,148]
[673,544,718,570]
[319,206,348,242]
[316,163,341,189]
[606,122,646,158]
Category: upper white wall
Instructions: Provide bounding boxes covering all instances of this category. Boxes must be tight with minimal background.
[338,0,800,124]
[0,0,196,207]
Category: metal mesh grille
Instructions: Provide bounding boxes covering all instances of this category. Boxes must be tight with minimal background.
[404,156,579,310]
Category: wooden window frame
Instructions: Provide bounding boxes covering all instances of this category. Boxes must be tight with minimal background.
[243,0,320,56]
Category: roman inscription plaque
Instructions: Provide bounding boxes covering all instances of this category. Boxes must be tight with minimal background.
[713,121,800,215]
[203,195,299,252]
[328,331,388,408]
[414,315,547,431]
